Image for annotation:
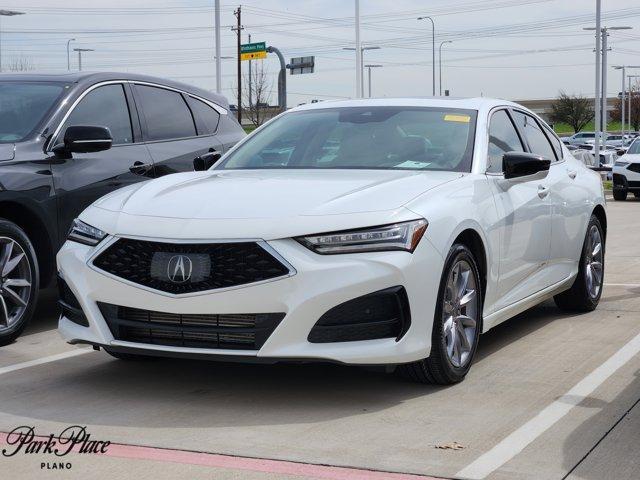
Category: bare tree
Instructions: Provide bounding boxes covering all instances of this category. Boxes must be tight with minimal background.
[7,56,35,72]
[610,81,640,131]
[233,62,273,127]
[549,91,594,133]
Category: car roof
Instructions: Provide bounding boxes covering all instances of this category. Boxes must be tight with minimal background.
[0,71,228,108]
[289,97,530,113]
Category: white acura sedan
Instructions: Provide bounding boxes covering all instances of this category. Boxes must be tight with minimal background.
[57,98,606,384]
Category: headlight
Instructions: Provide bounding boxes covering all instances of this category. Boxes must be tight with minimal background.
[67,219,107,246]
[614,160,630,167]
[296,219,428,254]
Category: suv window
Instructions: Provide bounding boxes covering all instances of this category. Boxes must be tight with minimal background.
[487,109,524,173]
[135,85,196,141]
[62,84,133,145]
[187,96,220,135]
[512,111,556,160]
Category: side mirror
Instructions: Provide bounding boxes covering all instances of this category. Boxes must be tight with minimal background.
[617,149,626,157]
[193,151,222,171]
[503,151,551,180]
[53,125,113,155]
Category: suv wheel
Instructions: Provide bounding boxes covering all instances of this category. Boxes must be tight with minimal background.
[0,220,39,346]
[613,188,627,201]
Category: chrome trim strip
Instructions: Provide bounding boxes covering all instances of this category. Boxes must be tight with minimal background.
[86,235,297,299]
[109,340,259,356]
[131,80,228,115]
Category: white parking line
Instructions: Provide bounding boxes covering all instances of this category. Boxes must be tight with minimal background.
[456,330,640,480]
[604,283,640,288]
[0,349,93,376]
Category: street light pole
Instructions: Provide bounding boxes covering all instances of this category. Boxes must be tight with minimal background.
[344,46,381,97]
[214,0,222,94]
[601,28,608,142]
[417,16,436,96]
[613,65,640,139]
[439,40,452,96]
[355,0,362,98]
[67,38,76,71]
[364,64,382,98]
[0,10,25,73]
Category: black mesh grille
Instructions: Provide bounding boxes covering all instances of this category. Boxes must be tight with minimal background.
[99,303,285,350]
[92,239,291,294]
[627,163,640,173]
[308,286,411,343]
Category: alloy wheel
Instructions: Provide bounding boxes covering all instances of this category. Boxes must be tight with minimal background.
[0,237,32,331]
[585,225,603,299]
[443,259,478,368]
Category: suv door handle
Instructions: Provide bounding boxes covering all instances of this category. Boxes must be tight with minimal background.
[537,185,550,199]
[129,161,153,175]
[567,170,577,179]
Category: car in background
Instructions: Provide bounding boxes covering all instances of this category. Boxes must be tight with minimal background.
[0,72,245,345]
[560,131,605,146]
[612,138,640,201]
[58,98,606,384]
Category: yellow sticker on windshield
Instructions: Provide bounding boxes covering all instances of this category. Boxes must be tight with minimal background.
[444,114,471,123]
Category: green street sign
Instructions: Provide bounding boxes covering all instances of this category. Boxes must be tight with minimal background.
[240,42,266,54]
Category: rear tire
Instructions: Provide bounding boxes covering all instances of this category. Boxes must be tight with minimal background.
[398,244,482,385]
[0,220,39,347]
[554,215,604,312]
[613,189,627,201]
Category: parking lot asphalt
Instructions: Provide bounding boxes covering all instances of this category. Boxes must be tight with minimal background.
[1,198,639,480]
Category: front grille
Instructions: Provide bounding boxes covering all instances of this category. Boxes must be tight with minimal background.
[92,239,291,295]
[308,286,411,343]
[99,303,285,350]
[627,163,640,173]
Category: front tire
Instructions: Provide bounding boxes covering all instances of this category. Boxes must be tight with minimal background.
[399,244,482,385]
[613,189,627,201]
[554,215,604,312]
[0,220,39,347]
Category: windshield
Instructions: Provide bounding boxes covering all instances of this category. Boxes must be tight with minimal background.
[628,140,640,155]
[217,106,477,172]
[0,82,67,143]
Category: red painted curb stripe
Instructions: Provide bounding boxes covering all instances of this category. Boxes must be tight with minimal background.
[1,432,445,480]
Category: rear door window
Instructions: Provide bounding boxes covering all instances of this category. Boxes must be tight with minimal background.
[135,85,196,141]
[187,96,220,135]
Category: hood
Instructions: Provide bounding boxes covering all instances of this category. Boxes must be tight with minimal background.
[0,144,15,162]
[86,169,461,240]
[94,169,461,219]
[622,153,640,163]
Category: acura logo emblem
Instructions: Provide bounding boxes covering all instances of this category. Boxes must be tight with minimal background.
[167,255,193,283]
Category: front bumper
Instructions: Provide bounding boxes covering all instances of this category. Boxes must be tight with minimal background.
[57,236,443,365]
[612,166,640,191]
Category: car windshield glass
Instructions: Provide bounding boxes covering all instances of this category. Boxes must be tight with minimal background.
[628,141,640,154]
[217,106,477,172]
[0,82,66,143]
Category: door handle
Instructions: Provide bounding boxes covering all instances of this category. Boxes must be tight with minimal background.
[567,170,577,179]
[537,185,550,199]
[129,161,153,175]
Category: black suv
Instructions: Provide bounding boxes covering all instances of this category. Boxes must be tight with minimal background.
[0,72,245,344]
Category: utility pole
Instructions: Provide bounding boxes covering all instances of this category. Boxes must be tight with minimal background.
[593,0,601,161]
[365,64,382,98]
[74,48,93,71]
[354,0,362,98]
[232,7,243,124]
[67,38,75,71]
[214,0,222,94]
[417,16,436,96]
[344,45,380,97]
[601,28,608,142]
[248,33,252,113]
[439,40,452,96]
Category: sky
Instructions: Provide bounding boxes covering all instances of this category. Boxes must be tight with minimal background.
[2,0,640,106]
